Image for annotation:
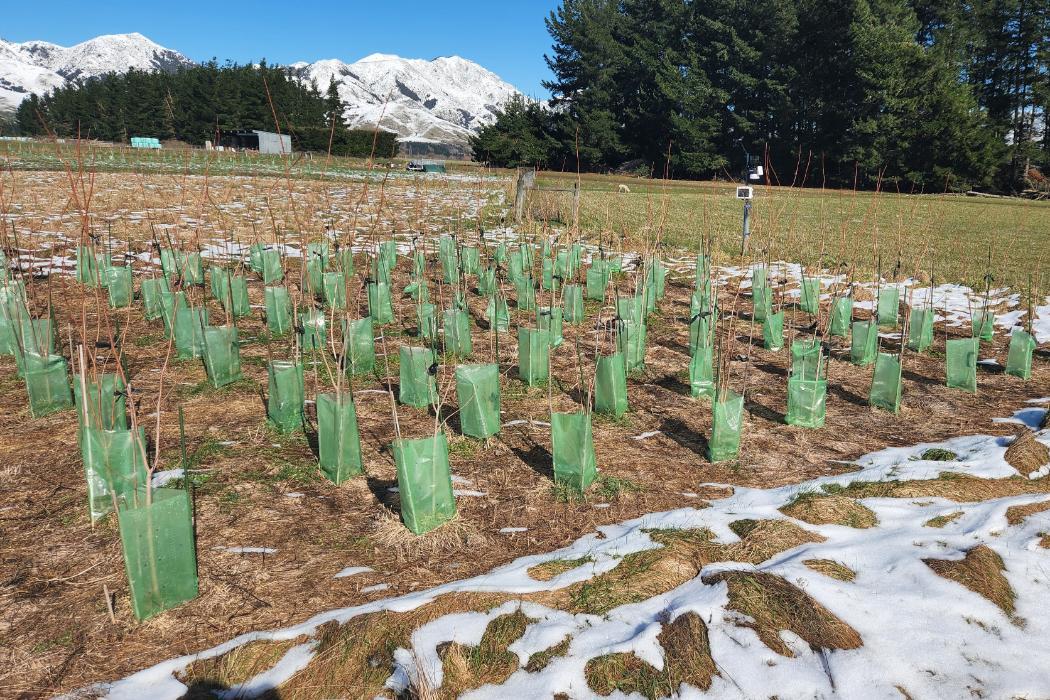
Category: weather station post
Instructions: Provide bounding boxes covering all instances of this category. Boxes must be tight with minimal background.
[737,148,763,254]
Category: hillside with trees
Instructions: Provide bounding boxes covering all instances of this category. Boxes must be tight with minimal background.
[13,61,398,158]
[472,0,1049,191]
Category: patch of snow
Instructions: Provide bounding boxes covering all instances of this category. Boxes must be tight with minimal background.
[499,527,528,534]
[334,566,373,579]
[150,469,184,487]
[214,547,277,555]
[361,584,390,594]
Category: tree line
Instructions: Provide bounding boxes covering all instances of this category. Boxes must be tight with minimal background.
[471,0,1049,192]
[13,61,399,158]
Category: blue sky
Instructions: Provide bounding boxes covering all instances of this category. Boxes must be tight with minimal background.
[2,0,562,97]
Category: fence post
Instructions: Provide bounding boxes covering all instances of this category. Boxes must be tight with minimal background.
[572,181,581,231]
[514,168,536,224]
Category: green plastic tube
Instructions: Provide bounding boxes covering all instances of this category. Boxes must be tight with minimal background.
[267,360,305,432]
[850,321,878,366]
[399,346,437,408]
[455,363,501,439]
[763,312,784,351]
[708,391,744,462]
[552,411,597,492]
[518,327,550,386]
[595,352,628,417]
[393,432,457,534]
[202,325,243,388]
[1005,329,1036,380]
[869,351,902,412]
[265,286,292,335]
[342,316,376,375]
[945,337,978,392]
[786,377,827,428]
[317,392,364,483]
[443,309,473,357]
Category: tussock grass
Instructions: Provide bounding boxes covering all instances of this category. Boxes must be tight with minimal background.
[1004,430,1050,474]
[178,638,307,696]
[702,570,863,656]
[1005,499,1050,525]
[924,545,1017,619]
[781,494,878,529]
[370,510,487,563]
[524,636,570,673]
[439,609,530,697]
[527,557,595,582]
[924,511,964,528]
[803,559,857,582]
[586,613,715,698]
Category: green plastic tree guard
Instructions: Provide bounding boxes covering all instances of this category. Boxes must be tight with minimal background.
[616,296,644,325]
[338,248,355,278]
[642,283,657,316]
[790,338,825,381]
[117,487,199,620]
[907,307,935,351]
[80,426,150,516]
[586,265,609,301]
[877,287,899,327]
[850,321,878,366]
[441,249,460,284]
[322,272,347,310]
[77,245,99,285]
[443,309,473,357]
[267,360,305,432]
[260,249,284,284]
[249,243,265,273]
[455,364,501,439]
[594,352,628,417]
[160,249,183,283]
[516,277,537,311]
[202,325,242,388]
[869,352,903,412]
[317,392,364,483]
[554,249,571,278]
[763,312,784,351]
[653,259,667,299]
[299,308,327,351]
[800,278,820,314]
[690,289,717,319]
[368,281,394,324]
[786,377,827,428]
[973,310,995,341]
[307,242,330,269]
[946,337,978,392]
[16,317,56,367]
[460,246,480,275]
[95,254,114,289]
[563,284,584,324]
[689,345,715,399]
[265,286,292,335]
[552,411,597,492]
[306,259,324,297]
[342,316,376,375]
[542,256,556,292]
[74,373,127,430]
[750,264,766,290]
[617,318,647,372]
[379,240,398,272]
[696,255,712,288]
[159,290,187,337]
[608,255,623,273]
[417,303,438,342]
[708,391,744,462]
[183,253,204,285]
[1005,329,1036,380]
[140,277,168,321]
[518,327,550,386]
[830,296,852,337]
[537,306,564,347]
[24,353,72,417]
[400,346,438,408]
[210,265,228,301]
[753,285,771,322]
[485,296,510,331]
[393,432,457,535]
[478,267,496,297]
[174,307,209,360]
[689,312,714,354]
[220,275,250,318]
[106,267,133,308]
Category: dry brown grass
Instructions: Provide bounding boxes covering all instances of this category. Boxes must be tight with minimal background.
[1004,430,1050,474]
[781,494,878,529]
[1006,499,1050,525]
[585,612,715,698]
[527,557,595,582]
[437,609,530,698]
[178,638,307,696]
[924,511,964,528]
[803,559,857,582]
[370,510,488,563]
[924,545,1017,619]
[702,570,863,656]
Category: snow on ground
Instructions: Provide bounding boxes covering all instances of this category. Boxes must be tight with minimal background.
[72,402,1050,700]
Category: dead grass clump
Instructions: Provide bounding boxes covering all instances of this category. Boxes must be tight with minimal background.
[1004,430,1050,474]
[438,609,529,697]
[1006,499,1050,525]
[803,559,857,582]
[829,473,1050,503]
[924,545,1017,618]
[178,638,306,695]
[781,494,877,529]
[268,593,506,700]
[702,570,863,656]
[924,511,964,528]
[370,510,487,562]
[527,557,595,582]
[583,611,716,698]
[724,520,825,563]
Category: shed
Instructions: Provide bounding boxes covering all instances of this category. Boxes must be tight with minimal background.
[218,130,292,155]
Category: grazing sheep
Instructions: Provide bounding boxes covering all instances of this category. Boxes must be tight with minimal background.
[617,183,631,193]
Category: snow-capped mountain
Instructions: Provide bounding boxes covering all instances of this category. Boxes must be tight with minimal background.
[0,32,523,149]
[0,32,192,112]
[287,53,521,147]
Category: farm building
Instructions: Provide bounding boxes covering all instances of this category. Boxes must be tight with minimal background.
[218,130,291,155]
